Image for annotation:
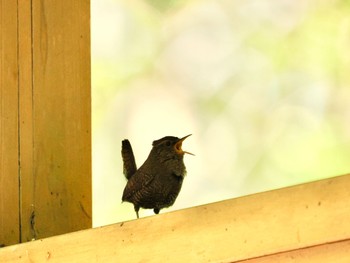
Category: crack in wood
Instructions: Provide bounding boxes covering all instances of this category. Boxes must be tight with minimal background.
[30,209,37,240]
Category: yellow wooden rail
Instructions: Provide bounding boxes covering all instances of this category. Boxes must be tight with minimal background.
[0,174,349,262]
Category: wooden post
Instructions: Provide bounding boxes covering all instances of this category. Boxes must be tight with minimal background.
[0,0,91,246]
[0,0,20,246]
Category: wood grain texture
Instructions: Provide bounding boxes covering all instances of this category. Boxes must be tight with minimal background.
[0,0,20,246]
[18,0,35,243]
[0,174,349,262]
[1,0,91,245]
[237,240,350,263]
[28,0,92,238]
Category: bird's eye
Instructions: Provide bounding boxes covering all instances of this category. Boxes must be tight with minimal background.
[165,141,171,146]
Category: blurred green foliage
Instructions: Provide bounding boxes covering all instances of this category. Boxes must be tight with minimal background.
[92,0,350,226]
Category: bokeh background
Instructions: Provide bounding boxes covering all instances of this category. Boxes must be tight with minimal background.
[92,0,350,226]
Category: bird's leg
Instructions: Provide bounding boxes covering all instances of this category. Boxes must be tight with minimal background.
[153,208,160,214]
[134,205,140,219]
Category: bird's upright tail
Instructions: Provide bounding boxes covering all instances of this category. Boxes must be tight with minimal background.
[121,139,137,180]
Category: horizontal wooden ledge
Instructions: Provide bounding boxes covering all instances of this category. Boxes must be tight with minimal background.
[1,174,350,263]
[237,239,350,263]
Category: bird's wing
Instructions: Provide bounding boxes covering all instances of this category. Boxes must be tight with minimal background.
[121,139,137,180]
[122,171,155,202]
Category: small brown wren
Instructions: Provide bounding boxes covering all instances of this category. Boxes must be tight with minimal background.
[121,135,193,218]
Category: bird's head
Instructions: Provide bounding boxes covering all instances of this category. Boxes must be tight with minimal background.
[151,134,194,161]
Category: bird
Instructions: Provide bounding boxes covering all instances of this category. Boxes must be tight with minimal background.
[121,134,193,218]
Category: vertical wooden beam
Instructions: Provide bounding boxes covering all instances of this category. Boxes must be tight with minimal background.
[26,0,92,239]
[1,0,91,245]
[18,0,34,243]
[0,0,20,246]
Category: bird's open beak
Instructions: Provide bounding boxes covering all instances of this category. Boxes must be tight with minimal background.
[175,134,194,155]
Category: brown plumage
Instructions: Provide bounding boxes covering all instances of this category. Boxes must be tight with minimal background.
[121,135,193,218]
[121,139,137,180]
